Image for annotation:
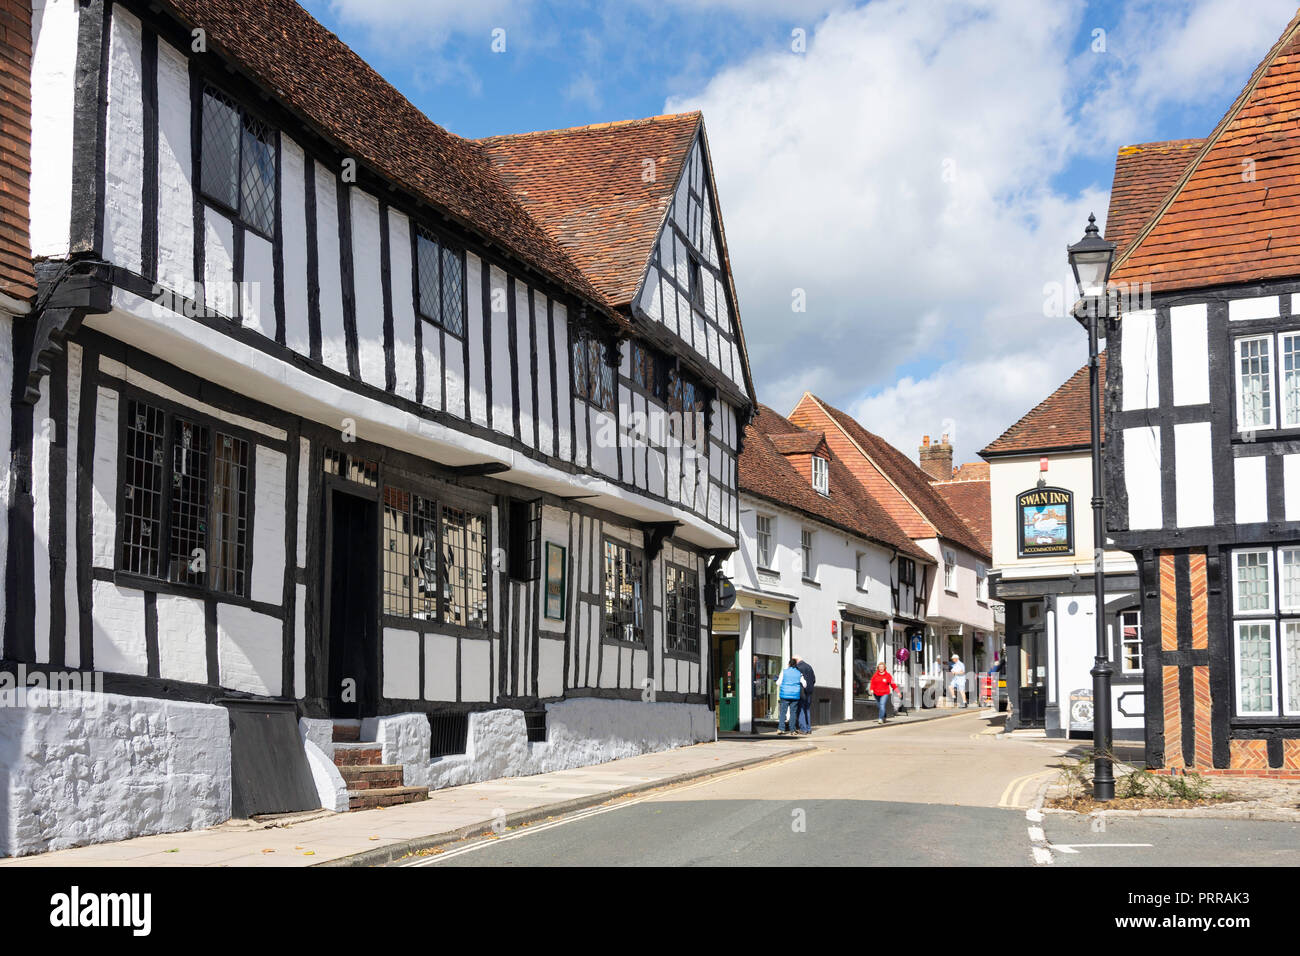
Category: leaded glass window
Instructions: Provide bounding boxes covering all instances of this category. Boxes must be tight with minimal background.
[209,431,249,596]
[121,400,166,577]
[441,504,489,629]
[1283,621,1300,716]
[1236,621,1275,715]
[571,331,614,412]
[167,417,210,587]
[665,563,699,655]
[118,398,250,598]
[415,229,465,336]
[200,84,277,236]
[1236,335,1274,430]
[1235,550,1272,614]
[602,539,644,644]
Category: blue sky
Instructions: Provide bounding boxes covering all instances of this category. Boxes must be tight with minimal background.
[300,0,1296,460]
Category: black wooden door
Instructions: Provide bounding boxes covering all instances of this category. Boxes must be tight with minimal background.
[326,491,379,717]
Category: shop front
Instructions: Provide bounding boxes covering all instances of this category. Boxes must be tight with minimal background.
[713,590,795,734]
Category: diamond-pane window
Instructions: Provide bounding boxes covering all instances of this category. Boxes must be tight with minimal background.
[200,84,276,236]
[440,245,464,335]
[416,231,441,321]
[241,114,276,235]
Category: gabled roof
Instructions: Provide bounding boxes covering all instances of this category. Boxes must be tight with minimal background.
[740,406,932,563]
[162,0,623,327]
[1111,9,1300,293]
[477,113,701,308]
[980,354,1105,457]
[790,395,991,561]
[1104,139,1202,258]
[930,479,992,556]
[951,461,989,482]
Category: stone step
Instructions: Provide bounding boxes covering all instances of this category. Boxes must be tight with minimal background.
[332,742,384,767]
[338,764,404,790]
[332,723,361,743]
[347,785,429,811]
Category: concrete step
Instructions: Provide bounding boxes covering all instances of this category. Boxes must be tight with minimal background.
[338,764,404,790]
[332,723,361,743]
[347,786,429,811]
[332,743,384,767]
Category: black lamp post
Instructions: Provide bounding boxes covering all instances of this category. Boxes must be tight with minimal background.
[1067,213,1117,802]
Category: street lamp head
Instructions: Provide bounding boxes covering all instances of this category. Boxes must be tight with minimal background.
[1067,213,1117,301]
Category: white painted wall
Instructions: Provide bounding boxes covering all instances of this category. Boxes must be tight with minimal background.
[726,493,895,717]
[0,690,232,857]
[216,604,282,696]
[30,0,79,258]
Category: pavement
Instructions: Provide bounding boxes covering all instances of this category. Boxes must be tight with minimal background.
[0,736,814,868]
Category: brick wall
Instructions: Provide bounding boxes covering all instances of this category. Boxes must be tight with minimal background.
[0,0,33,302]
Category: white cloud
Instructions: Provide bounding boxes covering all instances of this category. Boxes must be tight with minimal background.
[666,0,1289,464]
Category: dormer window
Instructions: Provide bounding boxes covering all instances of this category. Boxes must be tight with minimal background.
[811,455,829,495]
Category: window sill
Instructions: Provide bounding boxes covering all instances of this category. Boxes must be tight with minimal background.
[663,648,701,663]
[106,568,274,615]
[801,577,821,588]
[380,613,493,640]
[601,634,647,650]
[757,565,780,576]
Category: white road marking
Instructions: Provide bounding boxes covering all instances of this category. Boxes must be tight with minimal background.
[1027,826,1045,843]
[1031,846,1054,865]
[1051,843,1154,854]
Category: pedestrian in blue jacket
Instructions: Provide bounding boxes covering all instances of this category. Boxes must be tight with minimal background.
[777,658,805,735]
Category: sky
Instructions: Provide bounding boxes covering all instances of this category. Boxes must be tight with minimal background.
[300,0,1297,464]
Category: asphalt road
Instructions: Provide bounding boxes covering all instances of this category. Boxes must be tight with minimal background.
[397,712,1300,867]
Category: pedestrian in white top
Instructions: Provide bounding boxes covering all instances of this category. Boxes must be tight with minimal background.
[950,653,968,708]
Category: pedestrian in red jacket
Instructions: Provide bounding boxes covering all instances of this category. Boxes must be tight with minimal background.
[869,663,897,724]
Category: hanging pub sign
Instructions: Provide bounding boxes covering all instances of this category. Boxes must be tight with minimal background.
[1016,486,1074,557]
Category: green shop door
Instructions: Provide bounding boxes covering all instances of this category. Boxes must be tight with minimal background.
[715,636,739,732]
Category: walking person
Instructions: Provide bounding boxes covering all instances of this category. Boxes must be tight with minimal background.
[950,653,967,708]
[869,662,897,724]
[777,658,805,735]
[794,655,816,735]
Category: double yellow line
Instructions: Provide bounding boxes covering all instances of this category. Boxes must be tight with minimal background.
[998,769,1056,808]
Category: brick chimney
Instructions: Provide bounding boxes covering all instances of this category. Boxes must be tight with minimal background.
[919,434,953,481]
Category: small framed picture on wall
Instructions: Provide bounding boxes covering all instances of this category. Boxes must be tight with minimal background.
[545,542,566,620]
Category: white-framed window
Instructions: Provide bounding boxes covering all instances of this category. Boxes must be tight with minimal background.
[943,548,956,591]
[801,529,815,580]
[976,562,987,601]
[1230,546,1300,717]
[811,456,829,495]
[755,514,773,569]
[1118,608,1142,674]
[1233,332,1300,431]
[855,551,868,591]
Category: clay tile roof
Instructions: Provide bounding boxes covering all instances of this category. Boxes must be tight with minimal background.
[1111,9,1300,293]
[930,479,992,555]
[0,0,34,303]
[477,113,701,307]
[950,461,989,482]
[800,396,991,561]
[1104,139,1202,258]
[980,353,1105,457]
[768,430,826,456]
[161,0,624,328]
[740,406,931,563]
